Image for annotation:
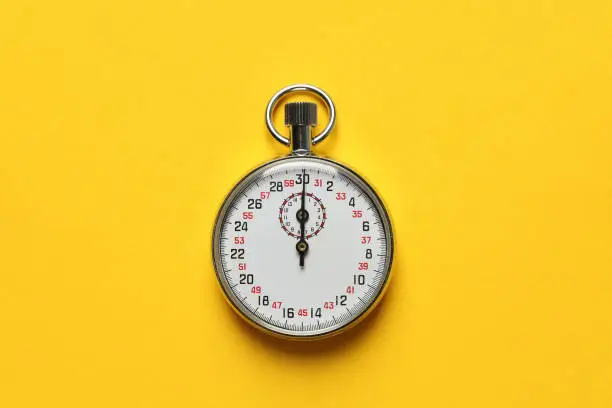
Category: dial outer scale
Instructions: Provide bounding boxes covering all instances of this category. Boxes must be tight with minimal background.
[212,156,394,339]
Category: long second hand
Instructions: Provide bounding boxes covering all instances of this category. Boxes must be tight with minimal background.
[297,169,309,267]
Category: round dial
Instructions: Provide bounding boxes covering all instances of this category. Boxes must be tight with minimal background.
[213,156,393,339]
[279,192,326,238]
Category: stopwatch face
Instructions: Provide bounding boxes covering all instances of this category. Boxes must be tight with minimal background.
[212,156,393,339]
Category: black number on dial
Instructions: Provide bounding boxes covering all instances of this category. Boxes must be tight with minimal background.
[230,248,245,259]
[296,173,310,184]
[239,274,253,284]
[247,199,262,209]
[234,221,248,231]
[270,181,283,192]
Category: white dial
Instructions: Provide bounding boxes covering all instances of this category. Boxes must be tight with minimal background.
[213,156,393,339]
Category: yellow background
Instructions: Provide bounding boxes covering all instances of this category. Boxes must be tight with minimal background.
[1,1,611,407]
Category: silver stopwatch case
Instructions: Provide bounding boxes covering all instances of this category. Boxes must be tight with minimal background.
[212,85,394,340]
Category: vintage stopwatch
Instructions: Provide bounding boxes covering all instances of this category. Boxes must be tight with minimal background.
[213,84,394,340]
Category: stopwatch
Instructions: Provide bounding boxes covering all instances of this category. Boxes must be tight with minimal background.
[212,84,394,339]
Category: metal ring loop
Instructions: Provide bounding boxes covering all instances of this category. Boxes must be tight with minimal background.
[265,84,336,146]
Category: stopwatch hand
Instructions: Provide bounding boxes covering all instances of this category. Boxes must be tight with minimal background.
[296,169,309,267]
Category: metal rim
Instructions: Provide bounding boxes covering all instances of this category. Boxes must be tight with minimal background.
[212,156,394,340]
[265,84,336,146]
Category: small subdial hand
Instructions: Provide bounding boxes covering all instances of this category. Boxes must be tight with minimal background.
[296,169,309,267]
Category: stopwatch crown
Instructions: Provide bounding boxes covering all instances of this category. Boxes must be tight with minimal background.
[284,102,318,127]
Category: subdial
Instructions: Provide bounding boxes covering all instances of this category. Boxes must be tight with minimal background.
[279,192,327,239]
